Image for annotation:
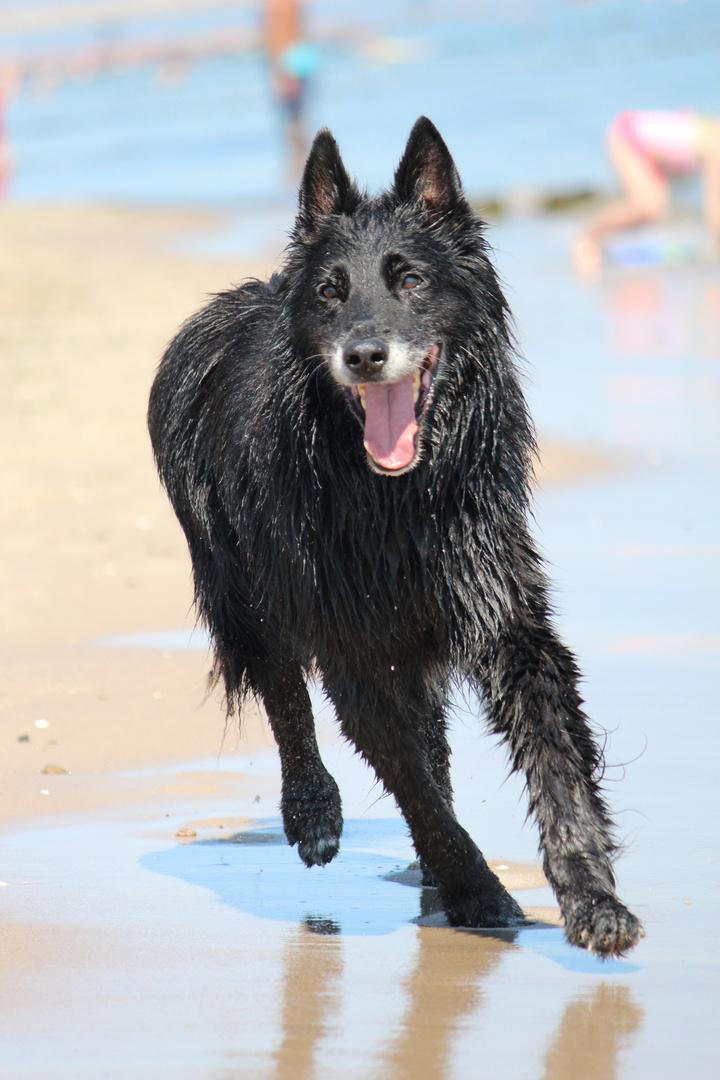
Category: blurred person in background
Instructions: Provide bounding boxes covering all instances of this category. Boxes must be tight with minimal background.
[574,109,720,274]
[265,0,319,180]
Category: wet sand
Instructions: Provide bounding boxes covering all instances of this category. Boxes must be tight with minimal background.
[1,204,717,1078]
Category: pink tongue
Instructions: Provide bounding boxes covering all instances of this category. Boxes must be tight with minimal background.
[362,376,418,471]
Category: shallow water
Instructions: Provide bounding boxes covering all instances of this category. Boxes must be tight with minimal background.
[5,0,720,204]
[3,212,720,1075]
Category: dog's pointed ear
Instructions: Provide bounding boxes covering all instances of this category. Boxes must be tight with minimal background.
[393,117,465,220]
[298,129,356,231]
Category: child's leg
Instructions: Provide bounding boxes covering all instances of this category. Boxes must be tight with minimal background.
[574,126,669,273]
[701,123,720,250]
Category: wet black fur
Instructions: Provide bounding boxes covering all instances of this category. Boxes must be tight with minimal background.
[148,118,642,956]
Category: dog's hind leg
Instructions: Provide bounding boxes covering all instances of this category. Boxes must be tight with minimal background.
[254,662,343,868]
[474,584,643,956]
[334,689,525,929]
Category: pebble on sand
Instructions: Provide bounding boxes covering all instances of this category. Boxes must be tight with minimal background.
[41,765,69,774]
[176,827,197,840]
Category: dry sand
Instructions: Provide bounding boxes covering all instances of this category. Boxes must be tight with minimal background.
[0,202,626,834]
[0,203,278,829]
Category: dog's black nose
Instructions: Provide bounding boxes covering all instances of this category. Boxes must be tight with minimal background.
[343,338,388,380]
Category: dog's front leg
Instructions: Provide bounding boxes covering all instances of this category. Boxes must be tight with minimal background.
[418,698,454,886]
[335,693,525,929]
[257,662,343,867]
[475,603,643,957]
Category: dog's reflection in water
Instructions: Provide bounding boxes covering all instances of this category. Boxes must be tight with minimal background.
[541,984,644,1080]
[267,903,643,1080]
[380,924,517,1080]
[272,918,344,1080]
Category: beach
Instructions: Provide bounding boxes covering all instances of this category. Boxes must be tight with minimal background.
[1,1,719,1074]
[0,201,718,1079]
[0,201,625,827]
[0,204,570,1075]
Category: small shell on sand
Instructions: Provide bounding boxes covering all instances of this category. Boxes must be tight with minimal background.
[176,827,197,840]
[41,765,69,775]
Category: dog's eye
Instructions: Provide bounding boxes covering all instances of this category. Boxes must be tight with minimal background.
[402,274,422,290]
[320,283,338,300]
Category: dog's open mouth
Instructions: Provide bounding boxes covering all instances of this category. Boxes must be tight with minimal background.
[347,345,440,474]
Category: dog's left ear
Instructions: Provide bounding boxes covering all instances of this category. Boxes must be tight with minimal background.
[393,117,465,220]
[298,129,358,232]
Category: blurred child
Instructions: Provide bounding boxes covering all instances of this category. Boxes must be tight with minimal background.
[265,0,319,180]
[574,110,720,273]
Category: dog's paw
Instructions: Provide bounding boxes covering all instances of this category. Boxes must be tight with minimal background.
[444,891,526,929]
[281,772,343,868]
[298,832,340,867]
[563,893,644,957]
[441,867,527,929]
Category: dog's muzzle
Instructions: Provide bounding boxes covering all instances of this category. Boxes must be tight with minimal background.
[345,345,441,475]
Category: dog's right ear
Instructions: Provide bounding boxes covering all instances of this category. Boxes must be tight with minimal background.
[298,130,358,232]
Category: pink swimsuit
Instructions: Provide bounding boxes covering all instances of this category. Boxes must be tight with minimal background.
[610,110,705,179]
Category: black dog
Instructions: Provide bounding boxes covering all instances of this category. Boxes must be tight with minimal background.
[148,118,642,956]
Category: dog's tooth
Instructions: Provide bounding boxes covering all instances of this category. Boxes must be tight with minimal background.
[358,384,366,410]
[412,370,421,403]
[412,370,420,390]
